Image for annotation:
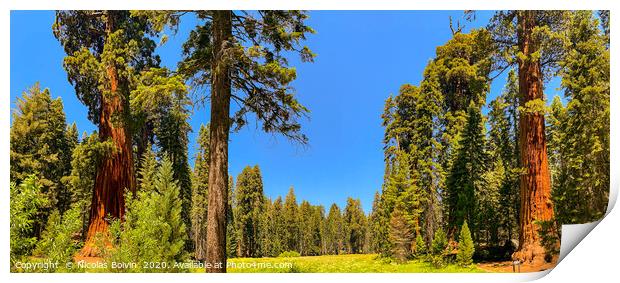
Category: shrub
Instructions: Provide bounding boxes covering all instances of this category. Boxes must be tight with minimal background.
[414,233,427,257]
[429,228,448,268]
[33,205,83,272]
[105,157,188,272]
[10,176,49,265]
[431,228,448,255]
[456,220,474,266]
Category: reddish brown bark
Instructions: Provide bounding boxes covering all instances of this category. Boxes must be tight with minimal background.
[79,12,135,257]
[512,11,555,265]
[205,10,232,273]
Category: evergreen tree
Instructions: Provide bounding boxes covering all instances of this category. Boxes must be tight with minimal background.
[10,84,72,234]
[131,67,193,239]
[299,201,323,256]
[488,71,521,246]
[258,198,274,257]
[136,145,158,192]
[226,176,238,258]
[269,197,286,256]
[445,102,487,239]
[344,198,367,254]
[388,207,413,263]
[430,227,448,268]
[547,96,567,203]
[367,191,382,253]
[107,157,187,272]
[377,149,424,257]
[375,193,391,257]
[414,233,427,257]
[432,29,494,209]
[416,64,445,248]
[283,187,300,252]
[191,124,210,260]
[554,10,610,223]
[324,203,344,255]
[312,205,326,255]
[235,165,265,257]
[456,220,474,266]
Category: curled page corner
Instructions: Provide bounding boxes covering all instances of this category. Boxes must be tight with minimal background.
[555,174,618,267]
[558,221,600,263]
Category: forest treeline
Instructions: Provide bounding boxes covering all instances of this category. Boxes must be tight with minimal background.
[10,10,609,273]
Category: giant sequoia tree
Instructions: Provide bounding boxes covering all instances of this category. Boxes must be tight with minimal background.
[489,11,569,264]
[53,11,159,256]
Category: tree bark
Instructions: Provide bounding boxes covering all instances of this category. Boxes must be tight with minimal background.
[512,11,555,265]
[206,10,232,273]
[79,11,136,257]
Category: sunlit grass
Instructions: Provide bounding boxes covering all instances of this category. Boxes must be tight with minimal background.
[191,254,484,273]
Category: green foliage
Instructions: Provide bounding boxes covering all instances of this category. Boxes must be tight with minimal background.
[430,228,448,268]
[60,132,115,240]
[299,201,324,256]
[445,103,487,236]
[377,149,424,259]
[486,74,521,247]
[283,187,300,252]
[414,233,427,257]
[174,10,315,143]
[262,196,286,257]
[488,11,570,80]
[431,228,448,256]
[33,205,83,272]
[343,198,367,254]
[191,124,210,260]
[54,10,160,125]
[324,203,345,255]
[235,165,265,257]
[433,29,494,111]
[131,67,193,237]
[456,221,474,266]
[553,10,610,224]
[10,176,49,264]
[367,192,382,254]
[226,176,238,258]
[10,83,73,225]
[105,157,187,272]
[388,208,413,263]
[136,145,158,192]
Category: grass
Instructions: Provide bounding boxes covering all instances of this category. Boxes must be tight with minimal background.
[197,254,484,273]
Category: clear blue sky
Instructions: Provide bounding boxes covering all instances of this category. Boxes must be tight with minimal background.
[10,10,563,214]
